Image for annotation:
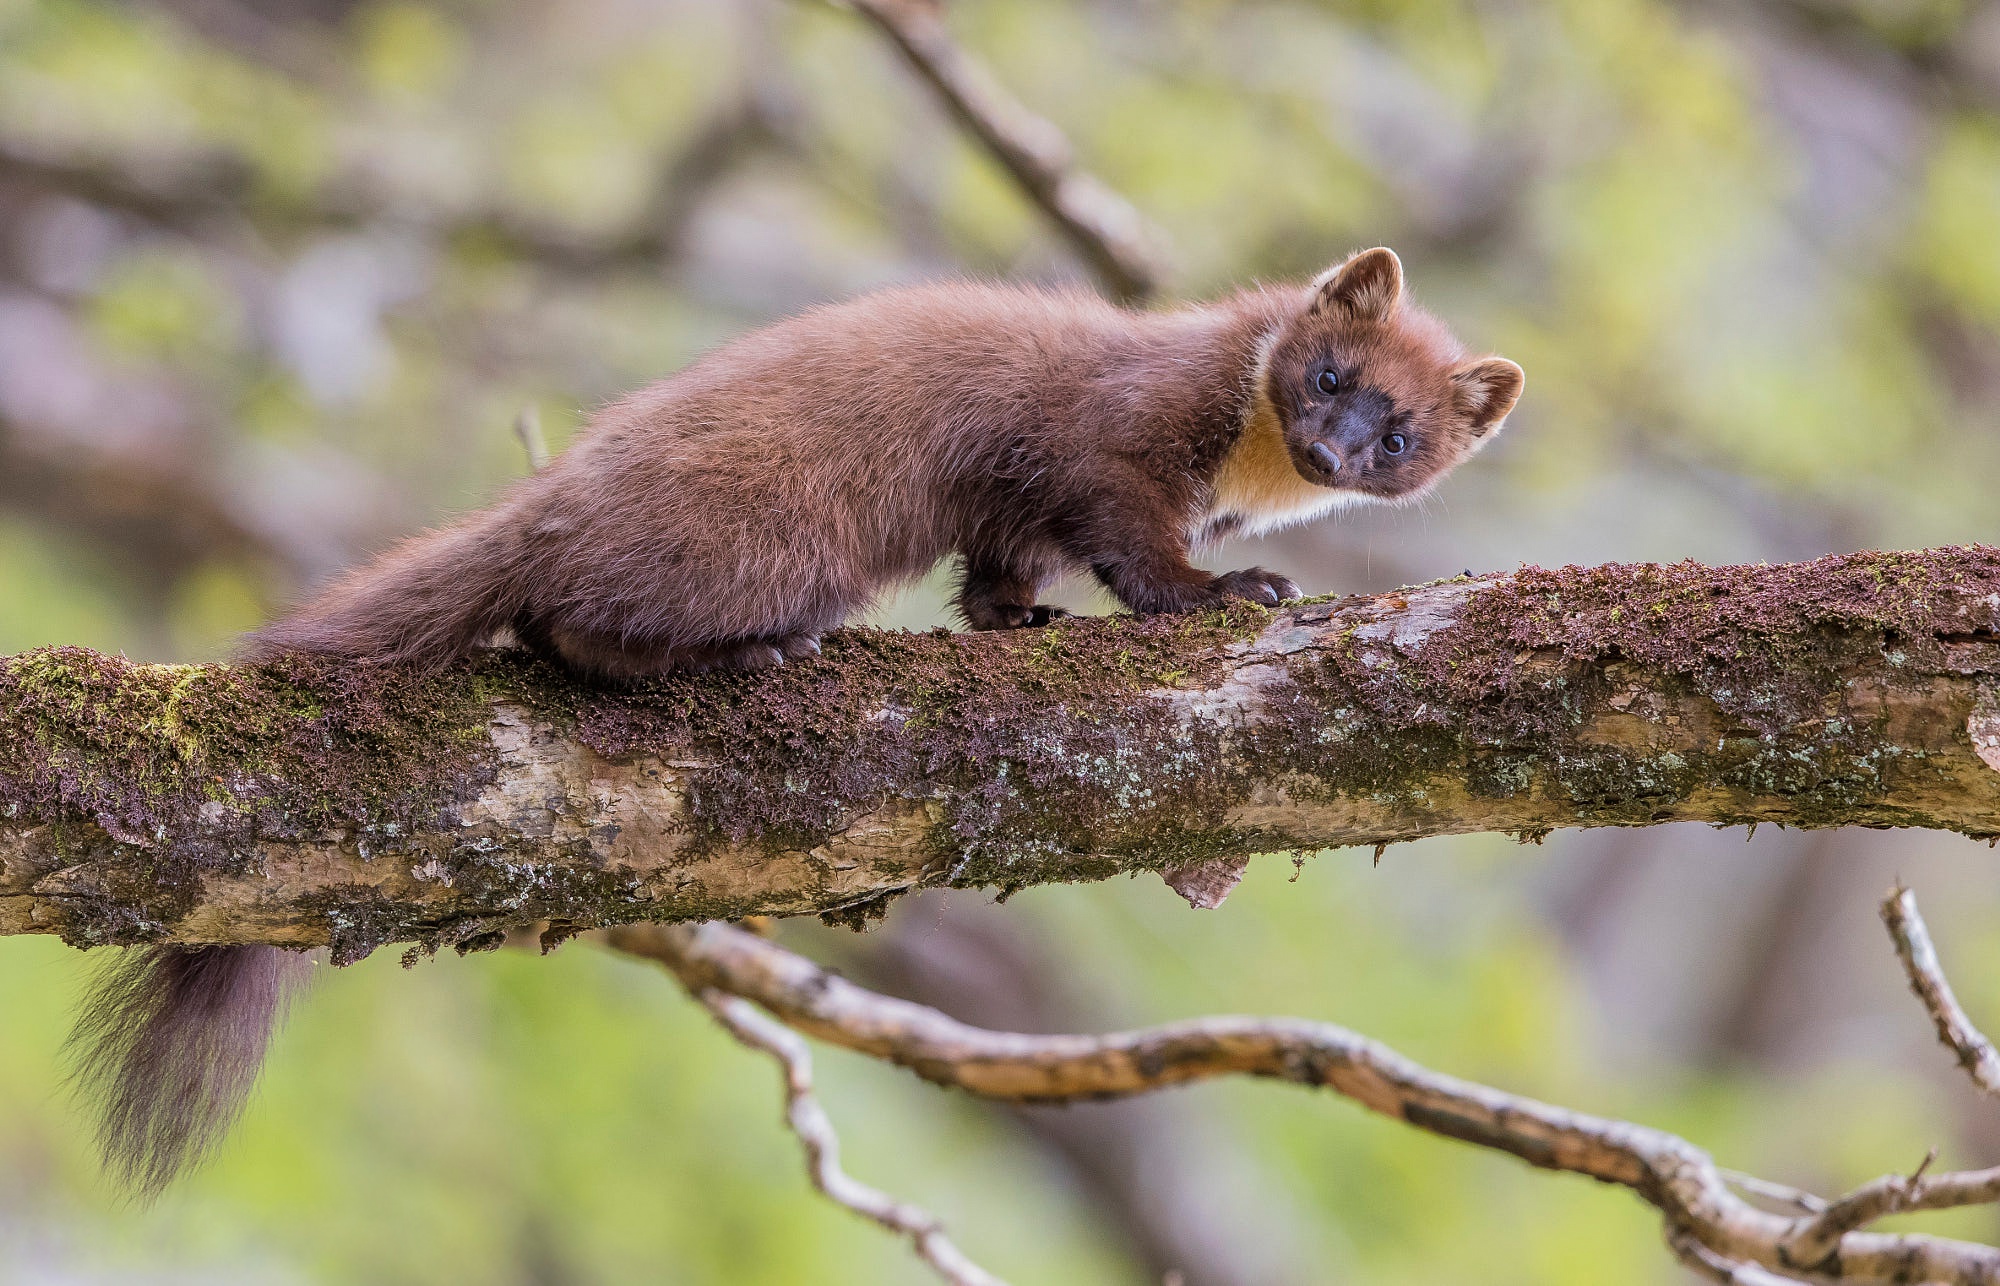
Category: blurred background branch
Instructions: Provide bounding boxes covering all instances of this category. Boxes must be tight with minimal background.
[611,904,2000,1284]
[694,985,1008,1286]
[835,0,1169,301]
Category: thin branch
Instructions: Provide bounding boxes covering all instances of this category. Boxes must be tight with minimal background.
[836,0,1168,301]
[1781,1162,2000,1268]
[836,894,1310,1284]
[1769,886,2000,1268]
[1881,884,2000,1098]
[0,95,771,277]
[1668,1226,1810,1285]
[606,921,2000,1284]
[693,986,1007,1286]
[512,407,551,474]
[1723,1169,1830,1215]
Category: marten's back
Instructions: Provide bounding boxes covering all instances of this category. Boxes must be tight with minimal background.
[253,276,1280,668]
[517,282,1183,613]
[572,280,1135,478]
[550,277,1270,549]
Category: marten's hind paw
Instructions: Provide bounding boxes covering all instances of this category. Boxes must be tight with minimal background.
[680,635,822,674]
[965,602,1069,630]
[775,633,823,660]
[681,640,782,674]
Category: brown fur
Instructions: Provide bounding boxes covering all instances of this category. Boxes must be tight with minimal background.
[69,944,309,1198]
[252,247,1522,681]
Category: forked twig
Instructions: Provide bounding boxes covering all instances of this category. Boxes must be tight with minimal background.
[1764,887,2000,1269]
[1668,1225,1808,1285]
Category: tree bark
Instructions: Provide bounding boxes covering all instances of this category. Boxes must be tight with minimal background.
[6,546,2000,962]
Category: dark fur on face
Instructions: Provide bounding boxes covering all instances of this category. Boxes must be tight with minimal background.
[1264,248,1523,506]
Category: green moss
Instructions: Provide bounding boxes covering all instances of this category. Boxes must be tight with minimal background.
[0,647,494,948]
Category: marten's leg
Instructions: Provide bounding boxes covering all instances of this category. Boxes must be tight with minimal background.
[1054,476,1300,613]
[956,552,1068,631]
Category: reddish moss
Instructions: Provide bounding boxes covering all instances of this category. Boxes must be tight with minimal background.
[544,606,1269,890]
[1436,545,2000,731]
[1250,546,2000,835]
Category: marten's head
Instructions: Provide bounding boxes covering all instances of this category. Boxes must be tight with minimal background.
[1261,247,1522,504]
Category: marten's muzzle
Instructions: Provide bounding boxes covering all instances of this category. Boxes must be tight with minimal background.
[1303,386,1395,482]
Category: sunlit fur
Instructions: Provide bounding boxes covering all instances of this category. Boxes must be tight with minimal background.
[252,247,1521,683]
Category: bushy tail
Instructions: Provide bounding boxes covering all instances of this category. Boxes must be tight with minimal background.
[247,510,528,670]
[67,945,312,1198]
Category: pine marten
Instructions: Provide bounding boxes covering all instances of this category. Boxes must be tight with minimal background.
[74,247,1522,1194]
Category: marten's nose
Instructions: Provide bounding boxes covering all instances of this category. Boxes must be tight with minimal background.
[1309,441,1342,475]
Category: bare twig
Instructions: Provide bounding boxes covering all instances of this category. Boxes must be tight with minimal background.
[1782,1174,1920,1269]
[1881,884,2000,1097]
[512,407,551,473]
[1768,888,2000,1268]
[606,920,2000,1284]
[1668,1226,1809,1285]
[694,986,1007,1286]
[1722,1170,1829,1215]
[0,96,770,277]
[837,895,1309,1284]
[836,0,1168,301]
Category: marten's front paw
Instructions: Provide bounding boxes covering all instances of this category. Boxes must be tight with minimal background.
[1209,568,1301,607]
[965,602,1071,630]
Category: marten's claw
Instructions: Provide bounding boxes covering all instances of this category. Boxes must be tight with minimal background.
[1211,568,1302,607]
[963,601,1068,630]
[776,634,823,660]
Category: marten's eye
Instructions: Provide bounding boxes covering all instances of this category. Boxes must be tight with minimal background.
[1315,369,1339,396]
[1382,432,1410,456]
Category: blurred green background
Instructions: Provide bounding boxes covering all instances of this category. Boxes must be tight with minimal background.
[6,0,2000,1281]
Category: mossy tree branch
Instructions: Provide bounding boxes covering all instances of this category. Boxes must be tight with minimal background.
[6,546,2000,962]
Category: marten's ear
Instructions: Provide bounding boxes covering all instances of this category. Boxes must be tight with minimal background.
[1451,357,1524,435]
[1310,247,1403,322]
